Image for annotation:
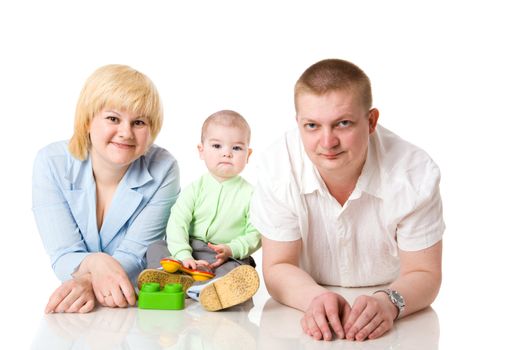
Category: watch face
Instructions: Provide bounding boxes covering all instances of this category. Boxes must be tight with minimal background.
[391,291,404,306]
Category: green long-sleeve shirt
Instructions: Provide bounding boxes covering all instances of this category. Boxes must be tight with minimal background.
[166,173,261,260]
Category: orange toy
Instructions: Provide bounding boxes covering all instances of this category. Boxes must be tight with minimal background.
[160,258,215,281]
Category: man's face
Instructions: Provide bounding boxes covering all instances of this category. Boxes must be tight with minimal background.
[296,89,378,179]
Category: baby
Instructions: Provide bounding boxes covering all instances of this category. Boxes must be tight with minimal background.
[139,110,261,311]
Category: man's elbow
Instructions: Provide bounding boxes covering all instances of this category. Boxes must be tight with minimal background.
[261,262,278,297]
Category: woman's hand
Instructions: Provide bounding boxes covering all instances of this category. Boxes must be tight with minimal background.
[79,253,136,308]
[45,273,95,313]
[343,293,398,341]
[207,243,232,269]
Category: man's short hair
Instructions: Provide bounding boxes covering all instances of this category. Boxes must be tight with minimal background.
[201,110,251,144]
[294,59,372,110]
[69,64,163,160]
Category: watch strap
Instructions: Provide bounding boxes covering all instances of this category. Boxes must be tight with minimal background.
[373,289,404,320]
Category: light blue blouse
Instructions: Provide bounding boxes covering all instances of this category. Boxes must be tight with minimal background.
[32,141,180,283]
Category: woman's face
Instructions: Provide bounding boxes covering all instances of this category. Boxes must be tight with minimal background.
[88,108,152,173]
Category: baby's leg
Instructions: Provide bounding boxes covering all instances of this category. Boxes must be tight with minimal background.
[190,239,257,278]
[190,239,217,265]
[138,240,194,292]
[212,256,255,277]
[145,240,171,268]
[212,260,242,278]
[190,239,237,278]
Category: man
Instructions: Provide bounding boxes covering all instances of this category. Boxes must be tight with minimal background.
[250,59,444,341]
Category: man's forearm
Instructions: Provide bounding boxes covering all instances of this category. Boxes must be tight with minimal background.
[264,262,328,311]
[387,242,442,318]
[388,270,441,318]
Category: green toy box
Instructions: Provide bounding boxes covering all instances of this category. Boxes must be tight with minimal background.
[138,283,185,310]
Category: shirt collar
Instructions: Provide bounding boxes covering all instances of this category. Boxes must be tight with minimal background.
[64,155,93,190]
[298,130,383,199]
[351,134,383,200]
[123,155,154,189]
[204,172,242,188]
[299,135,330,196]
[65,153,153,190]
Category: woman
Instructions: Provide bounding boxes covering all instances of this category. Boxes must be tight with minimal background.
[32,65,179,313]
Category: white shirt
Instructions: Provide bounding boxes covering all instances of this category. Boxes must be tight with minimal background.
[250,125,445,287]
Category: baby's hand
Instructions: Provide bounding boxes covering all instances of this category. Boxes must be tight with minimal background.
[182,258,210,270]
[208,243,232,268]
[182,258,198,270]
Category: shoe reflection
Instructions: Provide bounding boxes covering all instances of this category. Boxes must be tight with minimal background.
[32,300,259,350]
[258,298,440,349]
[136,300,258,349]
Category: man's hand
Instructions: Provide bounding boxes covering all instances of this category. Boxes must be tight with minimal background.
[45,273,95,313]
[208,243,232,268]
[79,253,136,308]
[301,291,352,341]
[343,293,398,341]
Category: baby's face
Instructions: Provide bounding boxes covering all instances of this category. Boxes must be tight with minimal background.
[198,124,251,182]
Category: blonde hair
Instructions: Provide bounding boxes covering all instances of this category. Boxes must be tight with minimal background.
[294,59,372,111]
[201,110,251,144]
[68,64,163,160]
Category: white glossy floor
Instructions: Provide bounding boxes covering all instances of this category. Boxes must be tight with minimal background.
[29,273,440,350]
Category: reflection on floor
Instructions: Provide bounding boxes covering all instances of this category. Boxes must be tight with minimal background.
[31,286,439,350]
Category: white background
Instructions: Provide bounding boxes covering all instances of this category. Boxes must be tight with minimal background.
[1,0,508,348]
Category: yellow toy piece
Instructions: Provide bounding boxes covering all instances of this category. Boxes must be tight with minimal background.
[160,258,215,281]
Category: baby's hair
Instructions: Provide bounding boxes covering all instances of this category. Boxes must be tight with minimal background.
[201,110,251,144]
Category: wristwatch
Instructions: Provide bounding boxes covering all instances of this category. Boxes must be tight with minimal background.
[374,289,405,320]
